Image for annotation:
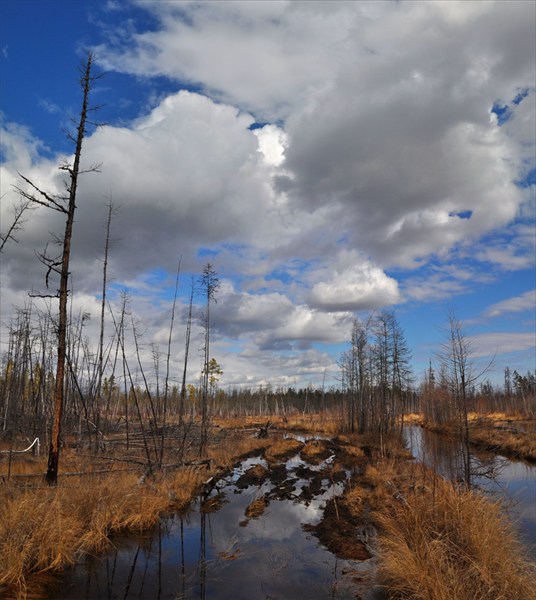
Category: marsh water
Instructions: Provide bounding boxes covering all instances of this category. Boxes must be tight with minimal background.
[403,424,536,556]
[46,427,535,599]
[47,449,376,600]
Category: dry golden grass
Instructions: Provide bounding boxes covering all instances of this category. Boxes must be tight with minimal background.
[403,413,424,424]
[214,411,341,435]
[338,448,536,599]
[373,475,536,599]
[0,462,207,597]
[469,426,536,462]
[245,495,268,519]
[376,490,536,598]
[300,439,332,463]
[0,425,293,597]
[263,437,304,462]
[206,433,269,469]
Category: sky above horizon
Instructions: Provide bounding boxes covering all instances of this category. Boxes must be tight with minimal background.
[1,0,535,391]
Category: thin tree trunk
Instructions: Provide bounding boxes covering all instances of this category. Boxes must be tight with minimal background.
[47,54,95,485]
[180,278,194,426]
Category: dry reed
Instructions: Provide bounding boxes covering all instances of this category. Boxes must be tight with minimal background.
[0,464,206,597]
[374,476,536,599]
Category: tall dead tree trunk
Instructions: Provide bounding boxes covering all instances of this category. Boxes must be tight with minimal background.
[180,278,195,426]
[16,52,100,484]
[47,54,98,484]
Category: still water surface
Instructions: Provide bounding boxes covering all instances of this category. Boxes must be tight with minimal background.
[48,454,373,600]
[47,427,535,598]
[403,424,536,556]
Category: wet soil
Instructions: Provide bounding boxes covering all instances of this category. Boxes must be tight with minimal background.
[235,463,268,488]
[305,495,372,560]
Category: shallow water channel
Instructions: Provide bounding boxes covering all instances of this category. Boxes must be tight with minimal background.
[403,424,536,557]
[48,448,372,600]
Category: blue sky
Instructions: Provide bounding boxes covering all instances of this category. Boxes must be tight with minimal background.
[1,0,534,390]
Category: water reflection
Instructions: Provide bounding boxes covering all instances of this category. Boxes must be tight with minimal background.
[404,425,536,557]
[48,454,371,599]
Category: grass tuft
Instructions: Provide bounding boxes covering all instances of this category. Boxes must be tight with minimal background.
[374,476,536,600]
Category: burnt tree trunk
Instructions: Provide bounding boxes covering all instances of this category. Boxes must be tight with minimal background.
[46,54,96,484]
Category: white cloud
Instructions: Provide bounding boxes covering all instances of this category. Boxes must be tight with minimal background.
[212,281,353,350]
[475,235,536,271]
[96,0,371,120]
[1,90,290,294]
[308,251,400,311]
[470,332,536,359]
[485,290,536,318]
[91,1,535,271]
[2,1,535,388]
[253,124,288,167]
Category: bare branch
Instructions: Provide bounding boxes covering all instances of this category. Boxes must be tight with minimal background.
[15,174,68,213]
[28,292,59,299]
[0,197,34,253]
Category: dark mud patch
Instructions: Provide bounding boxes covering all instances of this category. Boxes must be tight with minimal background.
[305,496,372,561]
[235,463,268,488]
[294,464,317,479]
[268,475,298,501]
[268,463,288,485]
[298,472,327,502]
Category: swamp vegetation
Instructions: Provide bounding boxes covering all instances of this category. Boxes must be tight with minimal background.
[1,413,535,599]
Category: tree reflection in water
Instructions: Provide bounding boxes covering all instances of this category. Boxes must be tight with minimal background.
[49,453,375,599]
[404,424,536,555]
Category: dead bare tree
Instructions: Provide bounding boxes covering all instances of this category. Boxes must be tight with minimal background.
[93,200,117,435]
[180,277,195,426]
[15,52,101,484]
[437,307,493,488]
[160,256,182,464]
[0,197,34,254]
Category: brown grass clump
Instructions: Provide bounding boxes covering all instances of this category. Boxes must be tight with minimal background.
[375,476,536,600]
[300,439,332,464]
[0,467,207,597]
[264,437,304,462]
[469,426,536,463]
[245,495,269,519]
[207,433,269,469]
[272,412,340,435]
[214,412,340,435]
[424,419,536,463]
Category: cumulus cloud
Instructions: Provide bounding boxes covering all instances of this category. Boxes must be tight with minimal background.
[94,0,371,120]
[211,281,352,350]
[308,251,400,311]
[1,0,534,387]
[1,90,288,295]
[92,1,534,272]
